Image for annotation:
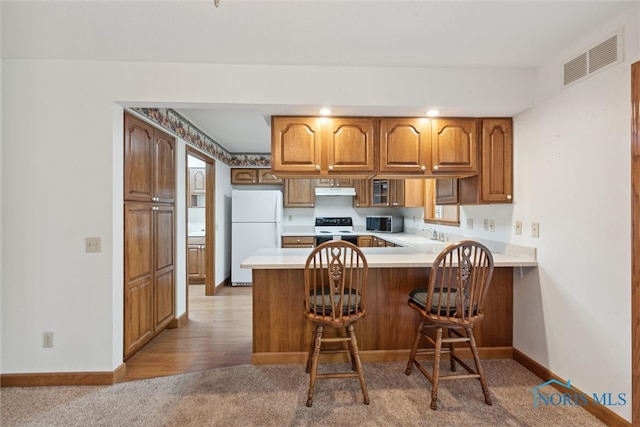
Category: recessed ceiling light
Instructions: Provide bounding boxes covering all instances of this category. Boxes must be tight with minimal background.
[319,108,332,116]
[426,109,440,117]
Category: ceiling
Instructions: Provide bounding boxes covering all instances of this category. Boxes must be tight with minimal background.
[2,0,637,153]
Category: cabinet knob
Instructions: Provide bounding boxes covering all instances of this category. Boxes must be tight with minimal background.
[315,165,320,170]
[328,165,334,171]
[152,206,158,211]
[392,202,398,206]
[296,239,301,243]
[421,165,426,171]
[507,194,512,200]
[433,165,439,171]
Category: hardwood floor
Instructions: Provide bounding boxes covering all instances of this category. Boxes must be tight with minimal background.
[122,285,252,382]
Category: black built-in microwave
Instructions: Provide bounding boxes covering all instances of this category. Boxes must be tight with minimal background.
[366,215,403,233]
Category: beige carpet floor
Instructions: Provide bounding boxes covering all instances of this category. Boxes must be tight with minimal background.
[1,359,606,426]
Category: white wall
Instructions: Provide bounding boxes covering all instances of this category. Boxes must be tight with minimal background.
[0,8,636,423]
[420,9,636,421]
[216,160,232,286]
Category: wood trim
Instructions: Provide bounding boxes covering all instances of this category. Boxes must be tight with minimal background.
[1,363,127,387]
[168,311,188,329]
[631,60,640,427]
[252,347,513,365]
[215,277,230,294]
[514,349,630,427]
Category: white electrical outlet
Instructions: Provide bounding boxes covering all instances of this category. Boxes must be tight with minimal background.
[488,219,495,232]
[483,219,489,231]
[467,218,473,229]
[531,222,540,238]
[85,237,102,253]
[43,332,54,348]
[515,221,522,235]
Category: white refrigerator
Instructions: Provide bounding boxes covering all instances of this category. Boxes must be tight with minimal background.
[231,189,283,286]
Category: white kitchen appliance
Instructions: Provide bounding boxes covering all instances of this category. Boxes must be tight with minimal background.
[314,217,358,246]
[231,189,283,286]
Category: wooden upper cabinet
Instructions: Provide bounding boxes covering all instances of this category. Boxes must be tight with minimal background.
[431,118,478,175]
[435,178,459,205]
[326,118,375,175]
[231,168,283,185]
[124,113,175,203]
[459,118,513,204]
[271,117,323,175]
[271,116,375,177]
[404,179,425,208]
[379,118,431,175]
[283,179,315,208]
[231,168,258,184]
[153,132,176,203]
[190,168,206,194]
[480,118,513,202]
[353,179,370,208]
[257,169,282,184]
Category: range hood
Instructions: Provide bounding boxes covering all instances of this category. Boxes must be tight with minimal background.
[315,187,357,197]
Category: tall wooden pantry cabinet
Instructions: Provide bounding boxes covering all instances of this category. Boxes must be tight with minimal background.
[123,112,176,359]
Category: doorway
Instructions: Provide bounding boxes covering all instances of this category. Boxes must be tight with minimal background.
[186,146,216,305]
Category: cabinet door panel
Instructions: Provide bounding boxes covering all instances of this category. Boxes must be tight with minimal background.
[257,169,282,184]
[326,118,375,174]
[155,206,175,272]
[187,245,201,280]
[435,179,458,205]
[284,179,315,207]
[379,118,431,174]
[154,130,176,203]
[155,268,175,330]
[124,116,154,201]
[481,119,513,202]
[124,202,154,357]
[231,168,258,184]
[431,119,477,174]
[353,179,370,208]
[271,117,322,173]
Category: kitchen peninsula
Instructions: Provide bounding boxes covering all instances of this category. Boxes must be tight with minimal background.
[242,235,537,365]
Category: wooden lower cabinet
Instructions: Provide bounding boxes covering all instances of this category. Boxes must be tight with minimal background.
[187,238,206,283]
[282,236,315,248]
[124,202,175,359]
[357,235,374,247]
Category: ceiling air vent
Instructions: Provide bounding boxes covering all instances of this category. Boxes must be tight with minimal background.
[563,28,624,87]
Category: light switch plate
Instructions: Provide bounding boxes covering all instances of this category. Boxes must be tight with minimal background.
[515,221,522,235]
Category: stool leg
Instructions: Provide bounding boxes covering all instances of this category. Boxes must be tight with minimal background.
[305,325,318,374]
[405,319,424,375]
[306,325,323,407]
[430,326,443,410]
[468,327,492,406]
[448,328,457,372]
[347,324,369,405]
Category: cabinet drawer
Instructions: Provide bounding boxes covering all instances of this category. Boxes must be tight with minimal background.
[282,236,315,248]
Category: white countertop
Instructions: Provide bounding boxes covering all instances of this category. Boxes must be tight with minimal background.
[242,232,538,269]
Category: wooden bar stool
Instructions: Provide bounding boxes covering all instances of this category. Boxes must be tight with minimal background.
[303,240,370,407]
[405,240,495,410]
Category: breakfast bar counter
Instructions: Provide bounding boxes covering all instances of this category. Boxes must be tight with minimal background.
[242,241,537,365]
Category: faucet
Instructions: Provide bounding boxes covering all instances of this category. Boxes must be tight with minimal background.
[424,227,438,240]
